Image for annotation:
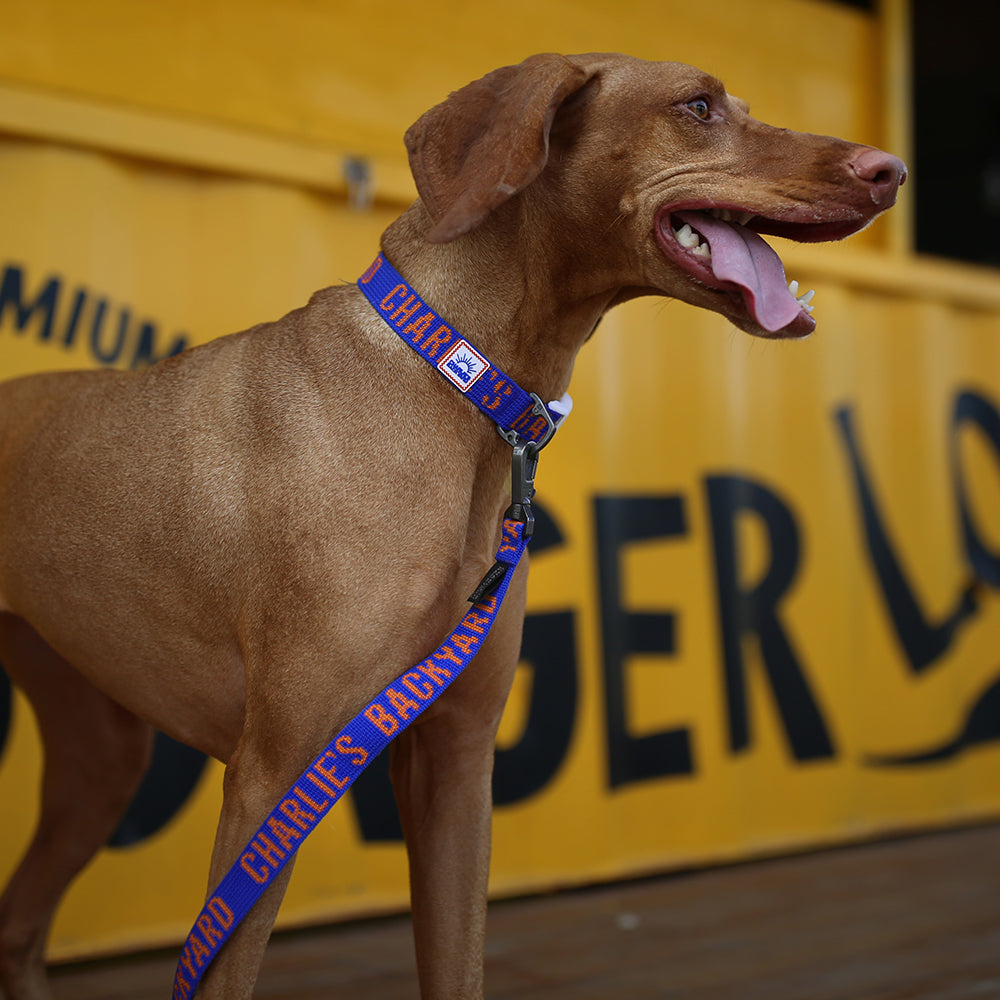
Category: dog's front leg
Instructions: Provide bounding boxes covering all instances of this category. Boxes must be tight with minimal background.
[391,559,528,1000]
[192,633,368,1000]
[195,732,303,999]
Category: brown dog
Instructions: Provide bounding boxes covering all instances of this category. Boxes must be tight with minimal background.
[0,53,903,998]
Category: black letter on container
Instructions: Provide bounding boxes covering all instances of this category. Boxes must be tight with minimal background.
[595,495,694,789]
[951,390,1000,587]
[835,405,977,671]
[706,475,835,760]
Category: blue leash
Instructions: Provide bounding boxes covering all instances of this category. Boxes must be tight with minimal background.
[172,519,528,999]
[172,254,566,998]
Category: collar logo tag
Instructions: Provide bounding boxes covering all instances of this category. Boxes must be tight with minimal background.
[437,339,490,392]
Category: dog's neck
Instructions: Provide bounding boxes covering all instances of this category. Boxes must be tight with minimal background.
[378,201,617,404]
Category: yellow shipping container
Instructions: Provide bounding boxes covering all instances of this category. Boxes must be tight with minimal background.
[0,0,998,962]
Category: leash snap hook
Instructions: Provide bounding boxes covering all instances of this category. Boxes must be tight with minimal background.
[506,439,538,539]
[468,439,538,604]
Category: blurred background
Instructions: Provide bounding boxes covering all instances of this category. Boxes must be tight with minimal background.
[1,0,998,972]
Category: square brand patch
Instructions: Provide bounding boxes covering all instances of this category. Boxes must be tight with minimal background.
[437,339,490,391]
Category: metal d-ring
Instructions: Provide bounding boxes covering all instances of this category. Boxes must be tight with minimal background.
[528,393,559,451]
[495,393,559,452]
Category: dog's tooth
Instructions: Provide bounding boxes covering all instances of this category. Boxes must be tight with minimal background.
[797,288,816,305]
[676,223,700,248]
[788,280,800,297]
[692,242,711,259]
[737,212,755,225]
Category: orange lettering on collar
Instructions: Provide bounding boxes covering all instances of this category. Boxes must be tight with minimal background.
[379,284,407,311]
[421,323,453,358]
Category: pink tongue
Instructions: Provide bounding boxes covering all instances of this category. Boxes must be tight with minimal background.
[676,211,802,332]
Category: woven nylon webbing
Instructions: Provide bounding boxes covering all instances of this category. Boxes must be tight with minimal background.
[358,253,561,445]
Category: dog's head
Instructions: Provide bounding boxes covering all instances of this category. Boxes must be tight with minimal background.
[404,53,906,340]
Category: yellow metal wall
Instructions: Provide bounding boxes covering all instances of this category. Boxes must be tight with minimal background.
[1,0,999,962]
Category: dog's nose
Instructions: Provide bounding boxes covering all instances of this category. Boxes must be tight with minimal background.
[849,147,908,208]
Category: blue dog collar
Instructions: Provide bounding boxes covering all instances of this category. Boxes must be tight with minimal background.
[358,253,571,447]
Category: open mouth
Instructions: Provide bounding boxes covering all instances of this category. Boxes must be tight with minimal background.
[655,205,867,338]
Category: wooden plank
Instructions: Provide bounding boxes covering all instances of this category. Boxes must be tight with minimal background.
[49,822,1000,998]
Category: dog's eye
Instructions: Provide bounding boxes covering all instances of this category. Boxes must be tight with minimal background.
[685,98,711,121]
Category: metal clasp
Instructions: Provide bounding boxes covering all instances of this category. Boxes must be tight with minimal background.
[528,393,559,452]
[496,392,566,541]
[506,440,539,539]
[495,393,560,452]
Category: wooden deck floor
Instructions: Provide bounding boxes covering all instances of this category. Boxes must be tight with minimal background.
[50,822,1000,999]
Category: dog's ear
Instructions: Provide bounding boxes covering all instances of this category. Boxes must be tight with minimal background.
[405,54,593,243]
